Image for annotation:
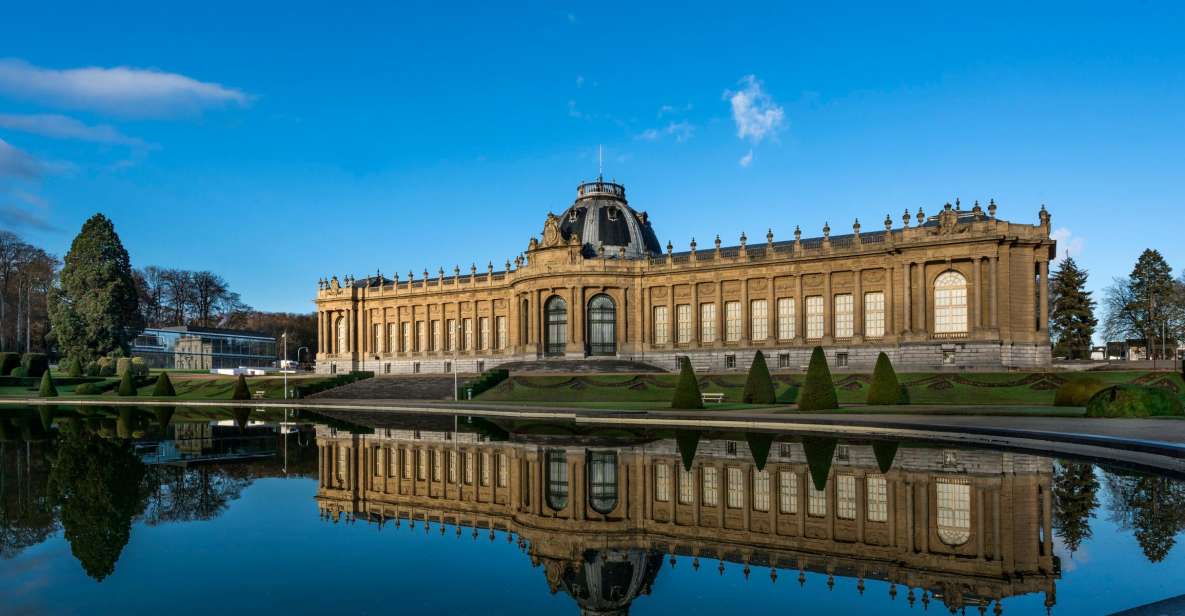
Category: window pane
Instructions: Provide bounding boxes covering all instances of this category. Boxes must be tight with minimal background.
[727,467,743,508]
[700,303,716,342]
[936,480,971,545]
[655,463,671,502]
[753,470,770,512]
[806,296,824,339]
[750,299,768,340]
[777,297,796,340]
[834,294,854,339]
[676,304,691,343]
[865,291,885,338]
[779,471,798,513]
[724,301,741,342]
[808,482,827,517]
[837,474,856,520]
[934,271,969,333]
[702,467,719,506]
[867,475,888,522]
[653,306,669,344]
[678,467,695,504]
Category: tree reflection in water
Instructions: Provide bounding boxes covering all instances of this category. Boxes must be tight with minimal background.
[1105,470,1185,563]
[141,464,252,525]
[1052,461,1099,554]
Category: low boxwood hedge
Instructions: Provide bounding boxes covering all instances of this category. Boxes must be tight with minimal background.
[459,368,509,400]
[292,371,374,398]
[1086,385,1184,418]
[1054,377,1106,407]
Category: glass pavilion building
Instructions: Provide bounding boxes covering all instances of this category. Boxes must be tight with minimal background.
[131,325,278,370]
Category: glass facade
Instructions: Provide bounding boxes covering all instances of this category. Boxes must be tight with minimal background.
[131,326,277,370]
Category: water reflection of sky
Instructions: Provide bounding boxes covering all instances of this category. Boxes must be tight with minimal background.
[3,408,1185,615]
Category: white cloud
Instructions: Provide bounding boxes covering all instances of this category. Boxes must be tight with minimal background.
[636,121,694,143]
[658,103,693,118]
[567,99,583,118]
[0,113,145,146]
[739,149,754,167]
[0,58,251,117]
[1050,227,1085,266]
[725,75,785,143]
[0,138,44,178]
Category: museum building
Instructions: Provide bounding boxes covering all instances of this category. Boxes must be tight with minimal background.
[314,179,1056,374]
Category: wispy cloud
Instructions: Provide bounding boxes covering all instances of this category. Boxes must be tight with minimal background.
[1051,227,1085,266]
[658,103,692,118]
[576,75,585,88]
[0,205,56,231]
[0,58,251,117]
[567,12,577,23]
[0,113,146,146]
[0,138,45,179]
[738,149,754,167]
[636,121,695,143]
[725,75,785,144]
[567,99,584,118]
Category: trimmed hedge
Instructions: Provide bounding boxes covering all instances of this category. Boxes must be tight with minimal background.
[65,356,83,378]
[38,371,58,397]
[0,352,21,375]
[10,367,26,378]
[152,372,176,397]
[231,374,251,400]
[1086,385,1184,418]
[742,351,776,404]
[21,353,48,378]
[1054,377,1106,407]
[797,347,838,411]
[459,369,509,400]
[292,371,374,398]
[74,382,100,395]
[866,352,903,405]
[117,369,137,396]
[670,357,705,410]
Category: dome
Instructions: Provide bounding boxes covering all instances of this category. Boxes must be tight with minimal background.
[559,549,663,616]
[558,180,662,259]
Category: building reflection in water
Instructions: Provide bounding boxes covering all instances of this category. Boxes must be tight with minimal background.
[314,419,1059,615]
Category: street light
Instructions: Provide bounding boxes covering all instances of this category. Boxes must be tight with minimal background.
[282,332,288,399]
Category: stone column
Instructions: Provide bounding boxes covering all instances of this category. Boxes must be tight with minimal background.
[918,263,927,336]
[886,266,895,337]
[973,258,983,331]
[822,269,832,341]
[690,282,699,345]
[902,262,912,334]
[717,280,725,347]
[1038,257,1049,335]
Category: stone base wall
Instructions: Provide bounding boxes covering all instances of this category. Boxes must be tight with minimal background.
[317,341,1051,375]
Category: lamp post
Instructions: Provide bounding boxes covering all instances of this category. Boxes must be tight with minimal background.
[282,332,288,399]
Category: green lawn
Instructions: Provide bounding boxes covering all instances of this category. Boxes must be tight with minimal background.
[0,375,335,400]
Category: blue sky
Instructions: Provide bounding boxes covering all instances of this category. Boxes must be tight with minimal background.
[1,1,1183,313]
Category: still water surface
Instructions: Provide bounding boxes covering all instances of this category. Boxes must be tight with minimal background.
[2,405,1184,615]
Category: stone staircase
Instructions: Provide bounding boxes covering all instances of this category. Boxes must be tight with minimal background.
[309,375,462,400]
[496,359,668,374]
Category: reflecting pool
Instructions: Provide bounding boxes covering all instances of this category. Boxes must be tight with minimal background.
[2,405,1185,615]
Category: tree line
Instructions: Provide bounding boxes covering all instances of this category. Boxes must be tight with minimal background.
[1048,249,1183,360]
[0,216,316,361]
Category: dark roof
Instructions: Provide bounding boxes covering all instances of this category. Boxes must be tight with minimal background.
[155,325,274,339]
[558,196,663,258]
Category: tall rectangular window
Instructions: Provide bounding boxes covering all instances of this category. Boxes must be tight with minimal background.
[373,324,381,352]
[387,323,397,354]
[676,304,692,343]
[778,470,798,513]
[837,474,857,520]
[388,447,398,476]
[464,451,475,484]
[462,318,473,351]
[430,320,441,352]
[401,448,413,479]
[446,319,457,351]
[724,301,741,342]
[726,467,744,508]
[700,303,717,343]
[678,467,694,504]
[806,296,824,339]
[655,463,671,502]
[865,291,885,338]
[497,453,508,487]
[702,467,719,506]
[808,482,827,517]
[867,475,888,522]
[432,450,442,481]
[479,317,490,351]
[753,470,770,512]
[653,306,670,344]
[417,449,428,480]
[415,321,426,352]
[495,316,507,350]
[834,294,854,339]
[401,322,412,353]
[448,450,458,483]
[777,298,795,340]
[480,452,491,486]
[750,299,768,341]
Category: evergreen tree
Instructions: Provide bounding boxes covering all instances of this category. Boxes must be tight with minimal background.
[65,356,83,378]
[670,357,704,409]
[797,347,838,411]
[1053,461,1099,554]
[48,215,143,363]
[1103,249,1177,359]
[38,370,58,397]
[1050,257,1097,359]
[117,369,136,396]
[231,374,251,401]
[742,351,776,404]
[151,372,176,397]
[866,352,902,405]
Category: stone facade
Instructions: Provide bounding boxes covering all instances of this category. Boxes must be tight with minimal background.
[314,180,1056,373]
[315,427,1057,613]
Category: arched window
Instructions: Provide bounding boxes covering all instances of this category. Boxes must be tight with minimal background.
[588,451,618,514]
[546,450,569,510]
[335,316,347,353]
[587,294,617,356]
[545,296,567,356]
[934,271,969,334]
[936,480,971,546]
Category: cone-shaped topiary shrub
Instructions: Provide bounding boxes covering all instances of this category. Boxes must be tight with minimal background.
[873,441,899,473]
[231,374,251,400]
[152,372,176,397]
[670,357,704,409]
[65,357,83,378]
[742,351,776,404]
[38,371,58,397]
[802,437,837,491]
[231,406,251,430]
[117,369,137,396]
[675,430,701,471]
[0,352,20,376]
[866,352,903,405]
[38,406,55,431]
[797,347,838,411]
[154,406,176,431]
[745,432,775,471]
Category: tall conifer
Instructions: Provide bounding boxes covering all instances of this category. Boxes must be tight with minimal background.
[1050,256,1097,359]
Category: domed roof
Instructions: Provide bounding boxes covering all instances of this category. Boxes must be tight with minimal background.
[558,180,662,259]
[559,549,663,616]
